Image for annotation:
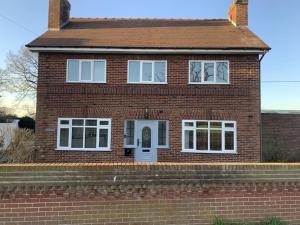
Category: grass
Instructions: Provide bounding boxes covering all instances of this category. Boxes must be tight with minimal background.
[214,217,288,225]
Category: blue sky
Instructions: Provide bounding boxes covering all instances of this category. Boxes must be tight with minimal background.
[0,0,299,112]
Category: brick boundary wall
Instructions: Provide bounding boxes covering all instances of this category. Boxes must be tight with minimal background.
[0,163,299,225]
[262,113,300,162]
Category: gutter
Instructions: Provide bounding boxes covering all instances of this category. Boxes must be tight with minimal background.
[27,47,268,54]
[258,49,269,162]
[259,50,268,62]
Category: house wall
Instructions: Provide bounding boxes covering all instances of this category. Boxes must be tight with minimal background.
[0,164,299,225]
[36,53,261,162]
[262,113,300,162]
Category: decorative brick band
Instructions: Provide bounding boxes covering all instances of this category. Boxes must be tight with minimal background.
[0,164,299,225]
[0,163,299,192]
[45,85,249,96]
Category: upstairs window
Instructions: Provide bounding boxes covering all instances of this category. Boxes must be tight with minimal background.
[67,60,106,83]
[189,61,229,84]
[128,60,167,84]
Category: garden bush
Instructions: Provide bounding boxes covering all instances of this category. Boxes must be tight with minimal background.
[213,217,288,225]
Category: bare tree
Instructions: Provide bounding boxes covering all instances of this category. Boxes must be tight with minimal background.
[5,47,38,99]
[0,68,8,96]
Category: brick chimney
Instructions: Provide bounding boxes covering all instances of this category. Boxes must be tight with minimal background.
[48,0,71,31]
[228,0,248,27]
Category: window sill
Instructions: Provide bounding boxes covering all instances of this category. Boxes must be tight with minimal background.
[181,150,237,154]
[55,148,112,152]
[188,82,230,85]
[157,146,170,150]
[66,81,107,84]
[127,82,168,85]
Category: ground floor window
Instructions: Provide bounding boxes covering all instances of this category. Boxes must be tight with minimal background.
[182,120,237,153]
[124,120,169,148]
[57,118,111,151]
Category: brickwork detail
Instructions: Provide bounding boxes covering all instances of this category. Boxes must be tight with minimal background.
[36,53,261,162]
[0,164,299,225]
[262,113,300,161]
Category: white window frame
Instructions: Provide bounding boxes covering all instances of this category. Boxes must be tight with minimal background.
[157,120,169,149]
[181,120,237,154]
[123,120,169,149]
[188,60,230,84]
[66,59,107,83]
[123,120,137,148]
[127,60,168,84]
[56,118,112,151]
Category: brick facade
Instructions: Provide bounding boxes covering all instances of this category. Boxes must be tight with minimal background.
[0,164,299,225]
[48,0,70,30]
[36,53,261,163]
[262,113,300,162]
[228,0,248,27]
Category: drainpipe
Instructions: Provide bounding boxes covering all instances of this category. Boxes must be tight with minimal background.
[258,50,268,162]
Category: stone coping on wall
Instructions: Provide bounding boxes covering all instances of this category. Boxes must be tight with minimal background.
[1,162,300,167]
[0,163,299,188]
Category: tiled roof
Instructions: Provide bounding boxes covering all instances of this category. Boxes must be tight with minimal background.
[27,18,270,50]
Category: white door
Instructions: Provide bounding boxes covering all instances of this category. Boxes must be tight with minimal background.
[135,121,157,162]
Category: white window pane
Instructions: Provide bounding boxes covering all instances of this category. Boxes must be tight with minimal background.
[125,120,135,146]
[68,60,79,81]
[142,62,152,82]
[196,129,208,150]
[210,122,222,129]
[158,121,167,146]
[93,61,105,82]
[85,128,97,148]
[71,127,83,148]
[184,122,194,127]
[154,62,166,82]
[184,130,194,149]
[128,61,140,82]
[225,131,235,150]
[99,129,108,148]
[204,63,214,82]
[86,120,97,126]
[72,119,84,126]
[216,62,228,83]
[60,128,69,147]
[81,61,92,80]
[190,62,201,82]
[225,123,235,128]
[60,120,69,125]
[210,130,222,151]
[196,121,208,129]
[100,120,109,126]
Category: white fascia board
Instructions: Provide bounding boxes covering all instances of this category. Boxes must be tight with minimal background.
[27,47,266,54]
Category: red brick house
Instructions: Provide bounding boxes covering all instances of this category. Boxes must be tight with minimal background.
[27,0,270,163]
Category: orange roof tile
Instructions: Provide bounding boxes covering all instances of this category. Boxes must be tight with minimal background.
[27,18,270,50]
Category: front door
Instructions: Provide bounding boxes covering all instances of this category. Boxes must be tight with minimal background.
[135,121,157,162]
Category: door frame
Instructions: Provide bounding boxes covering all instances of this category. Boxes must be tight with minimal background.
[135,120,158,162]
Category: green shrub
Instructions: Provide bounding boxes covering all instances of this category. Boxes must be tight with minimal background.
[18,116,35,131]
[261,218,288,225]
[213,217,288,225]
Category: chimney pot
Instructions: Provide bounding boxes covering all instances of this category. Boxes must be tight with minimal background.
[48,0,71,31]
[228,0,248,27]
